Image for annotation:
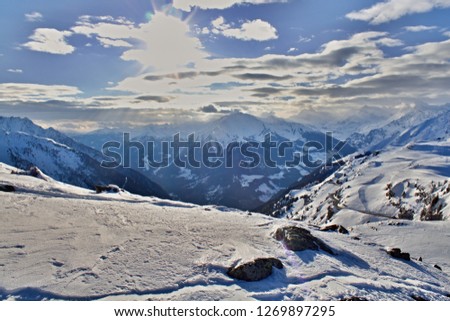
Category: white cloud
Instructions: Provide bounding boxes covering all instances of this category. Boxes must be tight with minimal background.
[376,37,404,47]
[212,17,230,30]
[78,15,133,25]
[346,0,450,24]
[287,47,297,53]
[72,17,135,39]
[444,31,450,37]
[298,35,313,43]
[212,17,278,41]
[23,28,75,55]
[7,69,23,74]
[173,0,286,12]
[112,32,407,111]
[404,25,437,32]
[25,12,43,22]
[6,31,450,125]
[0,83,81,102]
[112,31,450,116]
[72,13,207,72]
[264,46,274,51]
[120,13,207,71]
[97,37,132,48]
[12,9,450,123]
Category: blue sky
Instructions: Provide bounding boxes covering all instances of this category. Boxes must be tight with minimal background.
[0,0,450,131]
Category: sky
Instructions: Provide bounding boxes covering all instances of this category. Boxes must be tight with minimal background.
[0,0,450,131]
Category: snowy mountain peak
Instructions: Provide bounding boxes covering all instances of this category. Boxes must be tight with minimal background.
[348,106,450,151]
[0,116,38,134]
[202,112,267,141]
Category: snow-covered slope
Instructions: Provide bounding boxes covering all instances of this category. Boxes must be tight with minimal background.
[264,139,450,224]
[1,162,449,301]
[0,117,169,199]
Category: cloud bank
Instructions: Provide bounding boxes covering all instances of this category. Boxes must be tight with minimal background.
[211,17,278,41]
[347,0,450,24]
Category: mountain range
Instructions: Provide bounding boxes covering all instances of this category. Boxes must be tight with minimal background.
[2,104,449,211]
[74,112,355,210]
[0,117,169,199]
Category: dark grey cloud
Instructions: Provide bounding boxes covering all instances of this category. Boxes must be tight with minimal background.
[144,70,226,82]
[136,95,173,103]
[200,104,219,113]
[234,73,292,81]
[200,71,223,77]
[213,100,265,107]
[258,47,361,70]
[143,72,198,82]
[199,104,232,113]
[248,87,285,97]
[143,75,164,81]
[293,74,450,99]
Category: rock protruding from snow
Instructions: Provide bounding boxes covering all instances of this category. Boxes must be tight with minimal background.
[11,166,50,181]
[274,226,334,254]
[320,224,349,234]
[340,296,368,301]
[387,248,411,261]
[227,258,283,282]
[95,185,123,194]
[0,184,15,192]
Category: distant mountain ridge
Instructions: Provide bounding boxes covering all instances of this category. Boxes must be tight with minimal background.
[347,105,450,151]
[0,116,169,199]
[73,112,355,210]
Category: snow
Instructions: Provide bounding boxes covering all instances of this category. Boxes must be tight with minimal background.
[177,167,197,180]
[256,182,280,202]
[280,139,450,224]
[269,171,285,180]
[239,175,264,188]
[348,105,450,151]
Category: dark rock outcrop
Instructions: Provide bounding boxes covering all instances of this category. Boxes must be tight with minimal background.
[0,184,16,192]
[95,185,123,194]
[387,248,410,261]
[274,226,334,254]
[320,224,349,234]
[340,296,368,301]
[434,264,442,271]
[11,166,48,181]
[227,258,283,282]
